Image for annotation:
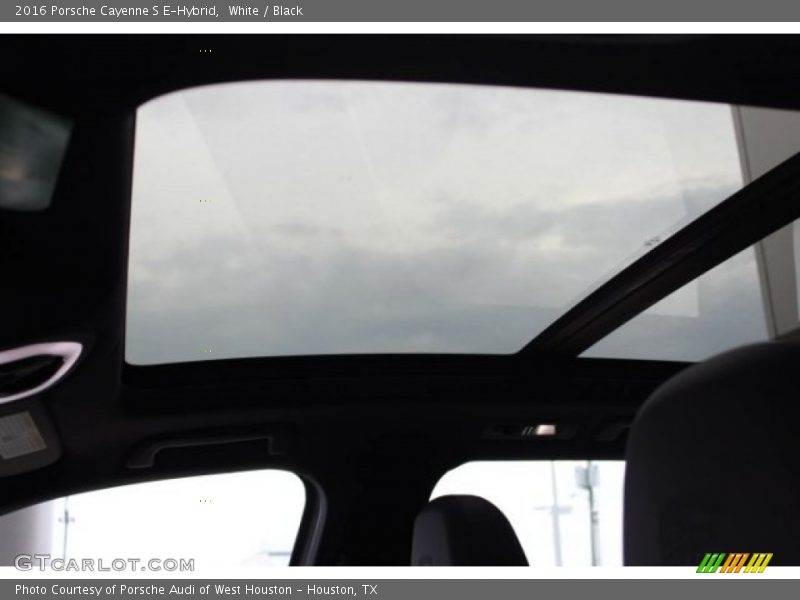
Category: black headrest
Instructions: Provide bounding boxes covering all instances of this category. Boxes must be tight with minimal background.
[624,341,800,565]
[411,494,528,566]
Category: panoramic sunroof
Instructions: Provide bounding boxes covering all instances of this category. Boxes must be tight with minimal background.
[582,246,766,362]
[126,80,752,365]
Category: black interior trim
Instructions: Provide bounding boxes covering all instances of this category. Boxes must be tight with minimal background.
[125,427,291,469]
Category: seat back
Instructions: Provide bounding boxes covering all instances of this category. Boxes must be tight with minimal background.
[624,342,800,565]
[411,494,528,566]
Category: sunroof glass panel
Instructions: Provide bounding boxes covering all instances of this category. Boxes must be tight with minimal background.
[582,247,767,362]
[583,106,800,362]
[127,81,743,364]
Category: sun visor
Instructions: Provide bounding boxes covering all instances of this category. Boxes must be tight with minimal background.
[0,397,62,477]
[0,341,83,477]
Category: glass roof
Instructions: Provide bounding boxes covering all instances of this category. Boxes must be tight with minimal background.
[126,80,752,365]
[582,247,767,361]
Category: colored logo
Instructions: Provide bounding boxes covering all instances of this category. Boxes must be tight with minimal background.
[697,553,773,573]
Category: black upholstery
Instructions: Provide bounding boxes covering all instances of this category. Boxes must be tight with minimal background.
[411,495,528,566]
[624,342,800,565]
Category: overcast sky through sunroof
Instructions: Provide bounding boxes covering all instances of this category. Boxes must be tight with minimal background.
[126,81,766,364]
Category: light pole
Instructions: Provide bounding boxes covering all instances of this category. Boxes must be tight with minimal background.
[576,461,601,566]
[535,462,572,566]
[550,462,563,566]
[58,498,74,560]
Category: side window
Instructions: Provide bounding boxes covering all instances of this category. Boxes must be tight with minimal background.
[431,460,624,566]
[0,470,305,568]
